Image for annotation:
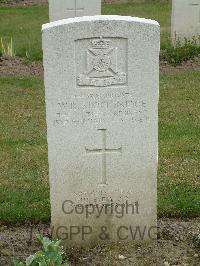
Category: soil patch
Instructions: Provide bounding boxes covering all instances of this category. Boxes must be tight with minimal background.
[0,56,200,77]
[0,218,200,266]
[0,57,43,77]
[0,0,48,7]
[160,58,200,73]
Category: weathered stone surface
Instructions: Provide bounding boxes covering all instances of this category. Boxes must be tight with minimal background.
[49,0,101,22]
[172,0,200,43]
[42,15,160,246]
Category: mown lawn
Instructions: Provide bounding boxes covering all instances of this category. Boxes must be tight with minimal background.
[0,1,171,61]
[0,0,199,222]
[159,71,200,217]
[0,71,199,223]
[0,77,49,222]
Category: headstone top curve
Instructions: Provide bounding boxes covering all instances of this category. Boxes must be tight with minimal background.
[42,15,160,31]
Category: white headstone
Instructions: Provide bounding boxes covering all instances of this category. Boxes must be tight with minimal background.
[42,15,160,246]
[172,0,200,43]
[49,0,101,22]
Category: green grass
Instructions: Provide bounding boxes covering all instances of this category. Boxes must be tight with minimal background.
[0,1,171,61]
[0,71,199,223]
[158,71,200,217]
[0,0,199,222]
[0,77,50,222]
[0,5,49,61]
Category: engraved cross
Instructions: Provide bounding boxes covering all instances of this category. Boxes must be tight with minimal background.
[85,129,122,185]
[67,0,84,16]
[190,1,200,23]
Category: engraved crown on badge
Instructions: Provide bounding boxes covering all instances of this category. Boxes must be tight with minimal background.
[91,37,110,50]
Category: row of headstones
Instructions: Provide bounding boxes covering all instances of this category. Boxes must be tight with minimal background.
[49,0,200,43]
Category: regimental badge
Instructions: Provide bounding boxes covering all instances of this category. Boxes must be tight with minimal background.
[77,37,127,87]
